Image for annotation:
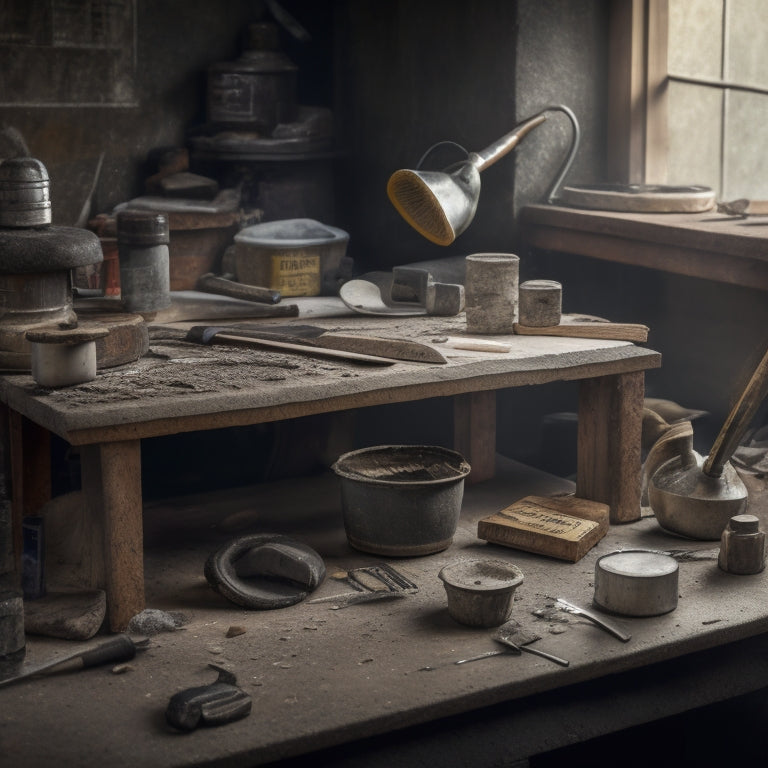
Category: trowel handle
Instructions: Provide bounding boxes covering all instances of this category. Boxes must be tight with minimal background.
[519,645,570,667]
[704,346,768,478]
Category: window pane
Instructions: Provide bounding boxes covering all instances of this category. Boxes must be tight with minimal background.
[723,91,768,198]
[667,82,722,192]
[726,0,768,88]
[668,0,723,79]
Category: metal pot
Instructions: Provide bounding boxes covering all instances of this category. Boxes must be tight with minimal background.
[331,445,471,557]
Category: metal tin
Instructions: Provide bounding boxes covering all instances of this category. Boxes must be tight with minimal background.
[719,514,766,575]
[594,549,678,617]
[117,210,171,313]
[518,279,562,327]
[439,558,524,628]
[234,218,350,297]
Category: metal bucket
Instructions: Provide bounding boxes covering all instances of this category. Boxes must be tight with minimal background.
[331,445,471,557]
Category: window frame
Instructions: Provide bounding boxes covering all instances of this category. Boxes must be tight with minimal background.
[606,0,669,185]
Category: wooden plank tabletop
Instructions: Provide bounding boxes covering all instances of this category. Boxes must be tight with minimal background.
[0,314,660,446]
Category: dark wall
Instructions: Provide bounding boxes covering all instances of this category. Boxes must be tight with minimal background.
[333,0,608,273]
[1,0,288,224]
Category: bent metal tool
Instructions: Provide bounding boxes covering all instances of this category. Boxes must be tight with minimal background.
[554,598,631,642]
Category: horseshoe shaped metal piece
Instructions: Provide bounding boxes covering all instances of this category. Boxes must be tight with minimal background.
[204,533,326,610]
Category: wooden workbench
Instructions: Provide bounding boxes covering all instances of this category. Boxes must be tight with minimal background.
[3,462,768,767]
[0,313,660,631]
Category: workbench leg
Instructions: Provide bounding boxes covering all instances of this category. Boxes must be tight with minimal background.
[1,406,52,572]
[576,371,644,524]
[80,441,144,632]
[454,391,496,484]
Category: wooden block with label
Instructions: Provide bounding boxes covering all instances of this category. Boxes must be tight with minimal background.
[477,495,610,563]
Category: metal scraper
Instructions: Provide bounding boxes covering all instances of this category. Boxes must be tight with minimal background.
[493,620,570,667]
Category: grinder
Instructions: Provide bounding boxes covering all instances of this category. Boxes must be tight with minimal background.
[0,157,102,369]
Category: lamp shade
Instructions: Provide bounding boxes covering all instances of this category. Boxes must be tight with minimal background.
[386,162,480,246]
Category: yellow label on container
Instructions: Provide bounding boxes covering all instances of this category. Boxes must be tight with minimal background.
[496,502,598,542]
[270,254,321,296]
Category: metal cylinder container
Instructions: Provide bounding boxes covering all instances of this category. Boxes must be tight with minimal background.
[464,253,520,334]
[117,210,171,314]
[594,549,679,616]
[519,279,562,327]
[719,514,766,575]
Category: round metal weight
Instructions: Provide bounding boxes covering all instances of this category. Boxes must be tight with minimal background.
[594,549,678,617]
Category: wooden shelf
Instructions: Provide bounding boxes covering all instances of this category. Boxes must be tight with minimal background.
[520,204,768,291]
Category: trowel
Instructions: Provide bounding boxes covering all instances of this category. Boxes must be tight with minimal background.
[455,620,569,667]
[648,345,768,540]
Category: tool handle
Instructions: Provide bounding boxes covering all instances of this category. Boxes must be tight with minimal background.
[197,273,281,305]
[78,635,138,669]
[520,645,570,667]
[704,345,768,478]
[455,649,514,665]
[577,609,631,642]
[557,599,631,642]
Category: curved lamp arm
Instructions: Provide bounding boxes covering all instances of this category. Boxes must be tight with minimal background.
[386,104,581,246]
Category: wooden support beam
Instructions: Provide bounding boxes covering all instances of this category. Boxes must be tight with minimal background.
[577,371,644,523]
[80,440,144,632]
[454,391,496,484]
[5,408,51,572]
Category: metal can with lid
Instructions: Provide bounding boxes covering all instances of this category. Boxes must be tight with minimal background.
[117,209,171,314]
[719,514,766,575]
[594,549,679,616]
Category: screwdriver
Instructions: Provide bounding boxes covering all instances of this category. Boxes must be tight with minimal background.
[0,634,149,689]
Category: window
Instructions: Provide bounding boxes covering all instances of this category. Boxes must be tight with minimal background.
[608,0,768,199]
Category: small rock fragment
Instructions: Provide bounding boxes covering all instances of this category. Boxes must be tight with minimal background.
[226,625,246,638]
[127,608,188,636]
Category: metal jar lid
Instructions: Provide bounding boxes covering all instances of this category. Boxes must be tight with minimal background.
[0,157,52,227]
[116,210,170,246]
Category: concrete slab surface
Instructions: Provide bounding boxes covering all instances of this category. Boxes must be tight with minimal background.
[3,458,768,767]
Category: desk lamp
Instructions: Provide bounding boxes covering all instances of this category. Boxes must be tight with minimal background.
[387,104,580,245]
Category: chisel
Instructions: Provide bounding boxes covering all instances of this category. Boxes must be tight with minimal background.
[0,634,149,689]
